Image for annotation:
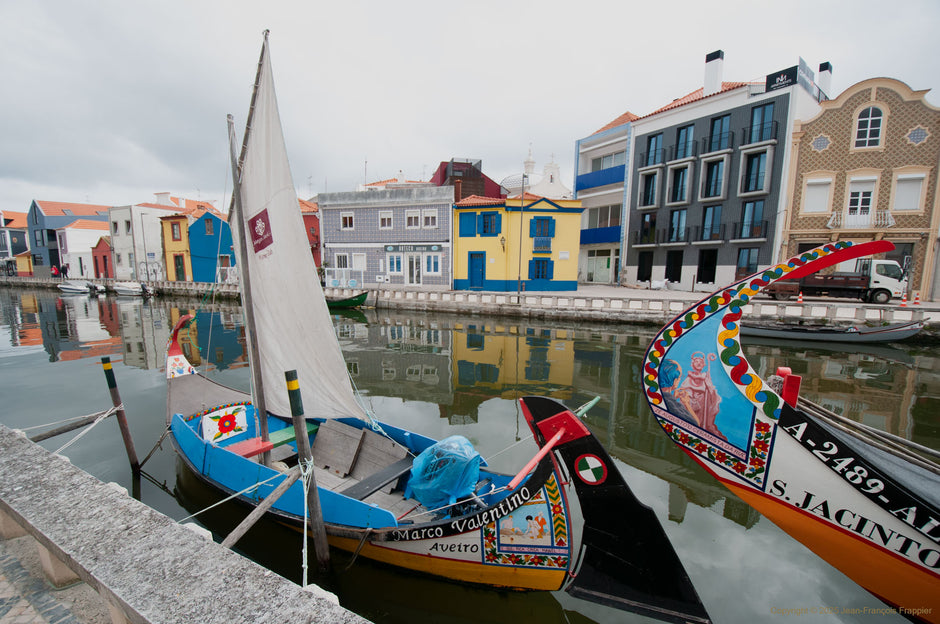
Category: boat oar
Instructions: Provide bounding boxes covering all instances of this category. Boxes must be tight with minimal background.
[506,427,565,490]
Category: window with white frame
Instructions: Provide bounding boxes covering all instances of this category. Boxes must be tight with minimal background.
[582,204,621,228]
[340,212,354,230]
[423,209,438,229]
[405,210,421,229]
[802,178,833,213]
[379,211,393,229]
[639,171,658,208]
[590,151,626,172]
[847,178,875,226]
[700,155,728,201]
[387,253,402,273]
[855,107,883,148]
[125,220,131,234]
[334,253,349,269]
[666,163,692,205]
[892,174,925,211]
[425,253,441,275]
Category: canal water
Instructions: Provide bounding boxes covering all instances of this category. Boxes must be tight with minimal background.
[0,288,936,624]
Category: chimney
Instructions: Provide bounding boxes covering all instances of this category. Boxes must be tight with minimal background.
[154,192,172,206]
[704,50,724,97]
[817,62,833,99]
[454,179,463,202]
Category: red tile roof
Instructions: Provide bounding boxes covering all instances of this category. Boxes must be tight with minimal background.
[592,111,639,135]
[34,201,110,216]
[299,199,318,213]
[592,81,756,135]
[2,211,28,228]
[61,219,110,231]
[645,81,752,117]
[455,195,505,207]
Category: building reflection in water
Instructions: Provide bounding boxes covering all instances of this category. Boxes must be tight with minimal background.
[1,289,936,531]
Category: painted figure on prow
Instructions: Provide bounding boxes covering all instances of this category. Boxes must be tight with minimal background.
[679,352,725,440]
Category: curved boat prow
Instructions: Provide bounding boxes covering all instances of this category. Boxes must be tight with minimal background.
[520,396,711,624]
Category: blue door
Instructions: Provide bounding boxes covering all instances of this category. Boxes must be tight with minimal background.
[468,253,485,290]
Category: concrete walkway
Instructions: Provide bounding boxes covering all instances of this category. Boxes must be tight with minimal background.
[0,537,107,624]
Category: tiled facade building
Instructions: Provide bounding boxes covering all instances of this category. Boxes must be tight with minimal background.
[318,186,454,288]
[781,78,940,299]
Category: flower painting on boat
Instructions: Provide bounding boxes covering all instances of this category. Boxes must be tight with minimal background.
[202,405,247,442]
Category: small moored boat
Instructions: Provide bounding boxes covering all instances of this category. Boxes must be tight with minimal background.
[112,281,148,297]
[57,280,95,295]
[325,290,368,309]
[643,240,940,622]
[740,319,924,343]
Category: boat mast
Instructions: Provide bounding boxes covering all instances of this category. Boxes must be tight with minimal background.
[226,33,272,462]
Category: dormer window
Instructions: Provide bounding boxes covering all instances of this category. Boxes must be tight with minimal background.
[855,107,883,148]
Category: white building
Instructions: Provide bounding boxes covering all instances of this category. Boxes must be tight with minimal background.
[500,149,572,200]
[56,219,110,278]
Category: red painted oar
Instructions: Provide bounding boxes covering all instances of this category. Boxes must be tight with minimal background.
[507,427,566,490]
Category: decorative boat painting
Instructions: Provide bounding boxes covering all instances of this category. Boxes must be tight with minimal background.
[643,240,940,623]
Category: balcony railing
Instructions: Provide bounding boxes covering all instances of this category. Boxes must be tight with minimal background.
[639,149,665,167]
[668,141,697,161]
[826,211,896,229]
[575,164,627,192]
[693,223,725,242]
[666,226,691,243]
[632,230,658,246]
[702,132,734,154]
[532,236,552,253]
[702,178,723,199]
[732,220,768,239]
[742,120,778,145]
[741,171,766,193]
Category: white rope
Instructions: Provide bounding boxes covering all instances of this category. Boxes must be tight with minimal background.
[299,458,314,588]
[19,409,114,432]
[175,470,285,523]
[483,433,533,463]
[53,406,120,454]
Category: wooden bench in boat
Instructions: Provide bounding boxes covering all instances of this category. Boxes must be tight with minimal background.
[340,457,413,500]
[310,420,412,498]
[226,421,319,458]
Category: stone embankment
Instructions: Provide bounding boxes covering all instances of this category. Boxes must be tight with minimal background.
[3,276,938,338]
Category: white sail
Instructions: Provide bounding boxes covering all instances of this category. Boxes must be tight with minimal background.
[233,35,366,421]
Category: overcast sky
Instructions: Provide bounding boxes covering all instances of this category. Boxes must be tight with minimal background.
[3,1,939,214]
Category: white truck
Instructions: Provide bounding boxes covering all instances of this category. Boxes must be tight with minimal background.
[765,258,908,304]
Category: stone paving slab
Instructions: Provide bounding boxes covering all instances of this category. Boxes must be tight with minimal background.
[0,427,370,624]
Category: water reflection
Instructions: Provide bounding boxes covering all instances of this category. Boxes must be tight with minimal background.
[0,287,934,623]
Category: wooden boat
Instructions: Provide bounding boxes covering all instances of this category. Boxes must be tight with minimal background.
[325,290,368,309]
[740,319,924,343]
[643,240,940,623]
[57,280,95,294]
[165,33,709,623]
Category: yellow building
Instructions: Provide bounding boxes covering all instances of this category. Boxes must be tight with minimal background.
[453,194,582,291]
[160,214,193,281]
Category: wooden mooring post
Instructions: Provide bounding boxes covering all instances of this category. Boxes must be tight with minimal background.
[285,369,331,574]
[100,356,140,474]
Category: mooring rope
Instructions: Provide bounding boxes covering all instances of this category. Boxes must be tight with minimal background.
[53,406,120,454]
[299,458,314,588]
[176,470,285,524]
[19,409,114,432]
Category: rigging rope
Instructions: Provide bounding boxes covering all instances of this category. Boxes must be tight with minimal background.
[18,410,113,432]
[53,406,120,454]
[175,469,285,524]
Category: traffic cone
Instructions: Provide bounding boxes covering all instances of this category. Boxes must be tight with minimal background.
[900,292,907,307]
[914,291,921,305]
[797,291,804,303]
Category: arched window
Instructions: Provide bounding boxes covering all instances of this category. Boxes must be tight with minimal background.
[855,106,883,148]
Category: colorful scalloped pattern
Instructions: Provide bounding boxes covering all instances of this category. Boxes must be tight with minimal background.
[643,241,855,487]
